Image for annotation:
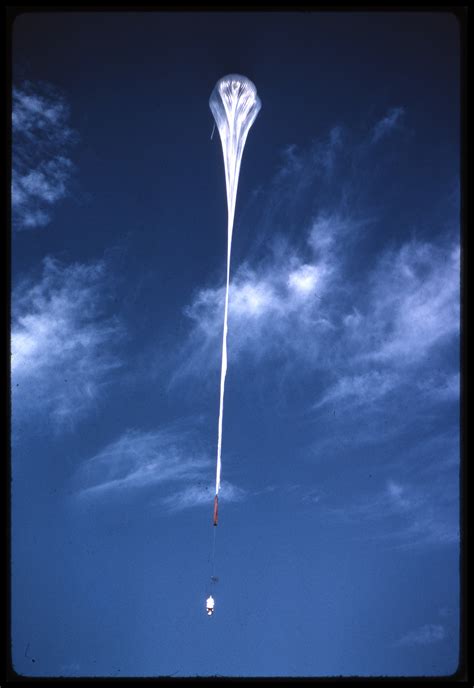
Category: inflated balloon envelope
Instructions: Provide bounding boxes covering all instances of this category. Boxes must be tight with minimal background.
[209,75,262,511]
[209,75,262,246]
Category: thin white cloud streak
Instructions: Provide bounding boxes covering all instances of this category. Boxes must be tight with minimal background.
[276,126,344,184]
[308,425,459,550]
[171,210,355,385]
[314,367,459,414]
[315,238,460,409]
[258,126,346,239]
[161,480,246,513]
[395,624,446,647]
[12,83,76,144]
[360,240,460,364]
[236,124,356,296]
[76,429,209,498]
[75,428,246,512]
[414,371,460,402]
[11,256,122,429]
[326,473,459,549]
[12,81,77,230]
[267,108,405,236]
[250,108,405,258]
[371,107,405,143]
[313,370,401,409]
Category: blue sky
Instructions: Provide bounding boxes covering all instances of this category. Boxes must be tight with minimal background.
[11,11,461,678]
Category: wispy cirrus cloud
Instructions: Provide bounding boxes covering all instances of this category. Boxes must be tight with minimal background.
[11,256,123,430]
[359,240,459,364]
[247,126,348,252]
[395,623,446,647]
[77,428,209,498]
[171,210,358,384]
[266,107,405,238]
[12,81,78,230]
[326,467,459,549]
[75,428,245,511]
[308,420,459,550]
[161,480,246,513]
[371,107,405,143]
[275,126,344,184]
[313,369,401,409]
[314,236,460,411]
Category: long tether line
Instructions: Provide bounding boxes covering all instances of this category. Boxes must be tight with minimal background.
[210,525,217,582]
[205,526,218,597]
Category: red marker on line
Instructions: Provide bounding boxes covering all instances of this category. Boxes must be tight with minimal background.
[213,495,218,526]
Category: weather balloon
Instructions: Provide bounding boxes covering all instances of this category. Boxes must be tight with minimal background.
[209,74,262,524]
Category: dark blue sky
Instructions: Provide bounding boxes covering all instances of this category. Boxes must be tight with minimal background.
[11,11,460,677]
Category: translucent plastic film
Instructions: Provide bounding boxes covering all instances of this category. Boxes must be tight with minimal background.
[209,75,261,496]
